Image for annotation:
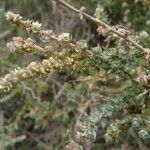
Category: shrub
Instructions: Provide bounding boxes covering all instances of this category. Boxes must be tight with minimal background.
[0,0,149,149]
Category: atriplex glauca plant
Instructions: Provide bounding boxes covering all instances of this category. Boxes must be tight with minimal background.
[0,0,149,149]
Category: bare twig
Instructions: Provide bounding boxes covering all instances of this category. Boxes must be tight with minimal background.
[0,30,10,40]
[54,0,149,55]
[0,92,16,103]
[74,100,90,133]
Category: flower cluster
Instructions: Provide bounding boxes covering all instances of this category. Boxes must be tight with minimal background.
[7,37,35,53]
[5,12,76,49]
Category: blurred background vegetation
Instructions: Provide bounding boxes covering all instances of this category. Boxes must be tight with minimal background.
[0,0,149,149]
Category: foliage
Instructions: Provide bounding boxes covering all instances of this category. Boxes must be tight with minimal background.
[0,0,149,150]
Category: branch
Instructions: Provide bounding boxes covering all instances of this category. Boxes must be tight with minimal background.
[54,0,149,55]
[0,30,10,40]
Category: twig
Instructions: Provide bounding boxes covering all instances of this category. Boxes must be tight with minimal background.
[0,92,16,103]
[54,0,149,54]
[0,30,10,40]
[137,89,149,99]
[74,100,90,133]
[21,82,40,101]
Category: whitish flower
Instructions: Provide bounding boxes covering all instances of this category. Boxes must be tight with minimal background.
[5,11,22,22]
[13,37,24,48]
[24,38,35,50]
[5,11,16,21]
[31,21,42,32]
[58,33,70,41]
[6,41,16,52]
